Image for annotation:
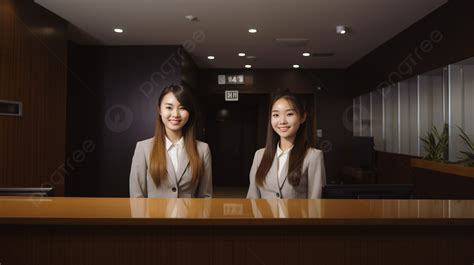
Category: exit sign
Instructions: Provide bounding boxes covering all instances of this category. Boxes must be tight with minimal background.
[225,90,239,101]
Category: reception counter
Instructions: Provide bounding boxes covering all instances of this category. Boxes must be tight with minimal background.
[1,197,474,264]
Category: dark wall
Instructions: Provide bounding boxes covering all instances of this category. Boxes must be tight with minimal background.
[180,48,199,90]
[67,45,187,197]
[312,70,354,184]
[348,0,474,96]
[0,0,68,194]
[199,69,333,94]
[198,69,353,184]
[66,43,102,196]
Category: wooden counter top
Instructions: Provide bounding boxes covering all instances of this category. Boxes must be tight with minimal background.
[1,197,474,226]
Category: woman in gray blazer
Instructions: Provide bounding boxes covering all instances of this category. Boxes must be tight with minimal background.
[247,89,325,199]
[129,85,212,198]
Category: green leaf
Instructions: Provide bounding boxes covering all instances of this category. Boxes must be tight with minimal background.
[456,126,474,167]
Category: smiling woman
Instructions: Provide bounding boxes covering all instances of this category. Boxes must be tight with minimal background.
[247,89,326,199]
[129,84,213,198]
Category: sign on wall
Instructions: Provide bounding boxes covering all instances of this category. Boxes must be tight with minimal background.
[0,100,22,116]
[218,74,244,85]
[225,90,239,101]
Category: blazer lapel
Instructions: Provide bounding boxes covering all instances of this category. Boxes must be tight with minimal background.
[267,155,281,192]
[166,154,178,186]
[176,147,190,183]
[279,163,289,190]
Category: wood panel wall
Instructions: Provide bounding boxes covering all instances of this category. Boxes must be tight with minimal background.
[1,225,473,265]
[0,0,68,195]
[348,0,474,96]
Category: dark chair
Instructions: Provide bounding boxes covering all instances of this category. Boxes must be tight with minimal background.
[322,184,413,199]
[341,136,377,183]
[0,187,54,197]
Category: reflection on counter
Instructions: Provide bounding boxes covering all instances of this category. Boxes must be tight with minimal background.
[129,199,474,219]
[130,198,212,218]
[320,199,474,218]
[129,198,322,219]
[251,199,322,218]
[1,197,474,220]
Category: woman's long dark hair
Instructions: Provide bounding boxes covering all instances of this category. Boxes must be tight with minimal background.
[255,89,311,187]
[149,84,202,186]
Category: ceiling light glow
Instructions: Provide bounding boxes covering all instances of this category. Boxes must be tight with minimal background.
[336,25,347,35]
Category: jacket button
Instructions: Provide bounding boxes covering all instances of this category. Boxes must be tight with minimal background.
[172,187,177,192]
[276,193,280,198]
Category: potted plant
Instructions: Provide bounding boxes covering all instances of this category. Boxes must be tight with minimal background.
[457,126,474,167]
[412,124,474,178]
[420,123,449,162]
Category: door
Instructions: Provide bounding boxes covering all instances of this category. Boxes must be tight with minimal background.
[202,92,314,187]
[204,93,268,187]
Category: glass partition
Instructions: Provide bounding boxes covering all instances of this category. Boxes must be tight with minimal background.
[418,67,448,157]
[383,84,399,153]
[353,98,361,136]
[371,89,384,151]
[360,93,371,136]
[449,58,474,162]
[399,76,419,156]
[352,64,453,158]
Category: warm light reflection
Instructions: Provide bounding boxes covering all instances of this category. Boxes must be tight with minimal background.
[1,197,474,221]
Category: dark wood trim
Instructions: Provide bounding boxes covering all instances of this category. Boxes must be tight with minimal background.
[411,159,474,179]
[1,225,473,265]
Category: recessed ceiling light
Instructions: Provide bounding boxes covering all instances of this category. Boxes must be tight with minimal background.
[336,25,347,35]
[293,64,300,69]
[238,53,246,57]
[245,64,252,68]
[114,28,123,33]
[248,28,257,33]
[207,56,215,60]
[302,52,311,57]
[185,15,198,21]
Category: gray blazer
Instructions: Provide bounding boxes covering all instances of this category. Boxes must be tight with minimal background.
[129,138,213,198]
[246,148,326,199]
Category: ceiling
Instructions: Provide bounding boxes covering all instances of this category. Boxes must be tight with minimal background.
[35,0,447,69]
